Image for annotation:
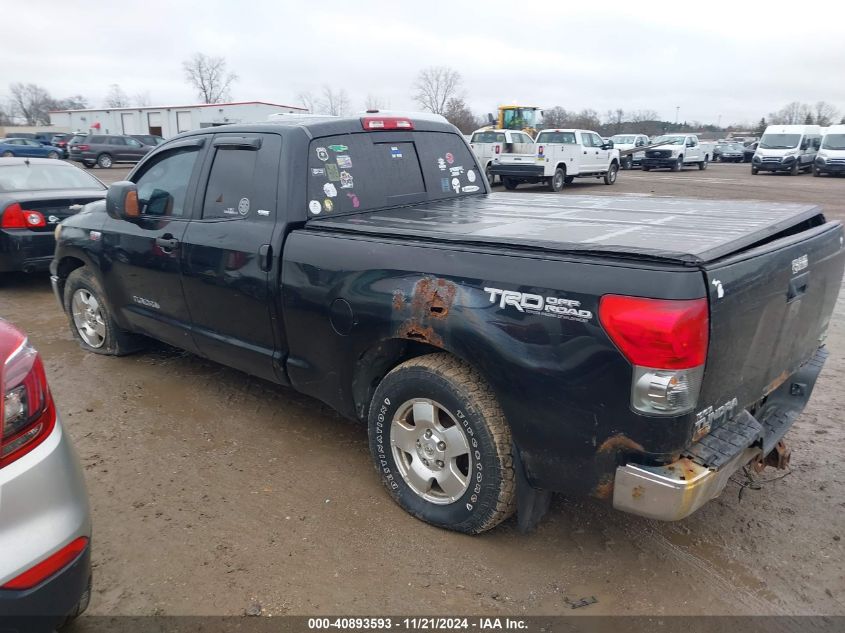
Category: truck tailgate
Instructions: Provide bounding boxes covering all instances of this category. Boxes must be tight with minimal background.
[699,221,845,416]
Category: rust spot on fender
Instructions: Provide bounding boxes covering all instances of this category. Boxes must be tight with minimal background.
[597,434,645,455]
[631,484,645,499]
[592,475,614,499]
[395,277,457,346]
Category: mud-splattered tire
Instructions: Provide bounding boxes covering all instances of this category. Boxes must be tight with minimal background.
[64,267,144,355]
[368,353,516,534]
[503,177,518,190]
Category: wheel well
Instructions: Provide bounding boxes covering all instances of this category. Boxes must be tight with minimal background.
[56,256,86,280]
[352,339,451,421]
[555,163,567,172]
[610,159,619,167]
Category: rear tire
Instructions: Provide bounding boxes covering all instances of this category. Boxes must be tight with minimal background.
[548,167,566,192]
[1,151,12,157]
[642,165,651,171]
[64,267,144,356]
[485,163,495,186]
[503,177,518,191]
[603,162,619,184]
[368,353,516,534]
[96,153,113,169]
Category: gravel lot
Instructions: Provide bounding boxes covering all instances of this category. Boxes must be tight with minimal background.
[2,162,844,618]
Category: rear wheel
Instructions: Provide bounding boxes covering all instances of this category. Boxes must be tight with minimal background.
[603,162,619,185]
[368,354,516,534]
[485,163,495,186]
[672,156,683,172]
[64,267,144,355]
[1,151,12,157]
[96,153,113,169]
[503,177,518,191]
[548,167,566,192]
[642,165,651,171]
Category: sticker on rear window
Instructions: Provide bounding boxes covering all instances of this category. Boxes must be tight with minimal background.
[326,164,340,181]
[316,147,329,161]
[309,200,321,214]
[337,155,352,168]
[323,183,337,198]
[340,171,353,189]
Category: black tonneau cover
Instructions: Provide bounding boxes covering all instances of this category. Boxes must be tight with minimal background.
[307,193,824,265]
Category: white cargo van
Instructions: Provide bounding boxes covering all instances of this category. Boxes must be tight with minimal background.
[813,124,845,177]
[752,124,821,175]
[469,129,535,184]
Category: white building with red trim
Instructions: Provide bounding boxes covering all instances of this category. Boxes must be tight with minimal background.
[49,101,307,138]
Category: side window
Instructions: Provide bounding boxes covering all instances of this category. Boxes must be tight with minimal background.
[133,148,200,218]
[579,133,592,147]
[126,138,142,148]
[108,136,126,145]
[592,133,604,147]
[202,148,260,220]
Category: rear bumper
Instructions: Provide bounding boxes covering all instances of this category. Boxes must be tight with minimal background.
[489,163,545,178]
[613,346,828,521]
[0,230,56,273]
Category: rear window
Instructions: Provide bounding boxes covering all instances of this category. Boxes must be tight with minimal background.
[536,131,577,144]
[0,163,105,192]
[471,131,506,143]
[307,131,480,217]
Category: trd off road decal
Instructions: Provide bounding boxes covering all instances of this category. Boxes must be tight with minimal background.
[484,287,593,322]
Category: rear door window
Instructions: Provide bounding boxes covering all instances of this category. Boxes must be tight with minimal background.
[307,131,480,217]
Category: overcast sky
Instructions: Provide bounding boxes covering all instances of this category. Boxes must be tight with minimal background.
[4,0,845,126]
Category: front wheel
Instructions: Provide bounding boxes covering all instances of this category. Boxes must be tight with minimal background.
[503,177,518,190]
[64,267,144,355]
[698,157,708,170]
[548,167,566,192]
[751,165,759,175]
[368,354,516,534]
[621,156,633,170]
[47,150,59,159]
[604,163,619,184]
[790,160,800,176]
[813,166,822,177]
[672,156,683,172]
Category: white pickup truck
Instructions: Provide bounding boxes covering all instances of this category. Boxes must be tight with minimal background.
[641,134,715,172]
[469,128,536,184]
[489,128,620,191]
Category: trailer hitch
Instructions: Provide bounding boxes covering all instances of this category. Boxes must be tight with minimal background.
[753,440,791,473]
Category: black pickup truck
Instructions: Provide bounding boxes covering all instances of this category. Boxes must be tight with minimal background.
[50,115,844,533]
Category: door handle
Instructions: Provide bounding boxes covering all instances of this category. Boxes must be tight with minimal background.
[156,234,179,251]
[787,272,809,301]
[259,243,273,272]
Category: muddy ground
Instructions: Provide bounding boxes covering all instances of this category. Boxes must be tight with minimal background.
[2,162,844,618]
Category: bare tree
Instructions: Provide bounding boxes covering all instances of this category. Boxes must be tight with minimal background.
[412,66,462,115]
[0,102,14,126]
[134,91,151,107]
[769,102,811,125]
[9,83,54,125]
[605,108,625,133]
[629,109,659,123]
[570,109,601,130]
[541,106,569,128]
[365,94,387,111]
[52,95,88,111]
[443,98,479,134]
[321,86,349,117]
[814,101,839,127]
[104,84,130,108]
[182,53,238,104]
[297,91,319,113]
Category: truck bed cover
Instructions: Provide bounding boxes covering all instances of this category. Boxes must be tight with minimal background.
[307,193,824,265]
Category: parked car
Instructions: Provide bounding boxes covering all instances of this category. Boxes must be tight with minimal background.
[714,142,745,163]
[0,158,107,273]
[752,125,821,175]
[490,128,620,190]
[641,134,715,171]
[0,319,92,630]
[69,134,154,169]
[0,139,61,160]
[130,134,165,147]
[609,133,650,169]
[3,133,57,146]
[743,141,758,163]
[66,134,87,154]
[814,124,845,177]
[468,128,535,184]
[51,134,74,158]
[50,115,844,534]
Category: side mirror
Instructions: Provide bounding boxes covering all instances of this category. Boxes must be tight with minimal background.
[106,181,140,221]
[601,142,614,150]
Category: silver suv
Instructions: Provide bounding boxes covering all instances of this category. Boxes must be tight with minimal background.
[0,319,91,630]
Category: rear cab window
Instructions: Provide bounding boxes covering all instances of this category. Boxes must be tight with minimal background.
[470,132,506,144]
[307,132,481,217]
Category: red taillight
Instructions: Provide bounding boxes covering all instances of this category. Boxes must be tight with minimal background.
[1,537,88,590]
[494,144,501,154]
[1,203,46,229]
[77,144,89,151]
[599,296,708,370]
[360,117,414,130]
[0,322,56,469]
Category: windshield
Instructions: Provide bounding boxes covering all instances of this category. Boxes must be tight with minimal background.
[501,108,540,131]
[822,134,845,150]
[0,163,105,192]
[759,134,801,149]
[611,135,636,144]
[653,135,686,145]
